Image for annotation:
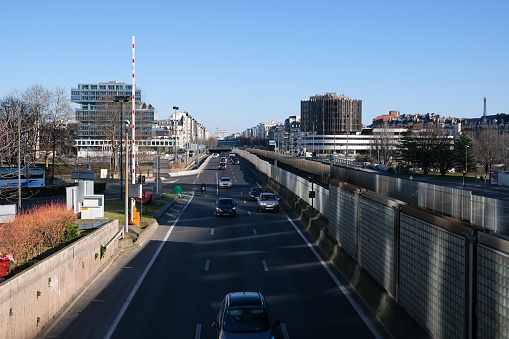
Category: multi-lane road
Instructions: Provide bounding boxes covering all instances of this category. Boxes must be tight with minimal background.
[44,156,392,339]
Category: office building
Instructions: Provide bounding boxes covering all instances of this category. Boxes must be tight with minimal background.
[71,81,155,153]
[300,92,362,135]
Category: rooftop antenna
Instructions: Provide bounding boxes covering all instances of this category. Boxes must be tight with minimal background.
[483,96,487,117]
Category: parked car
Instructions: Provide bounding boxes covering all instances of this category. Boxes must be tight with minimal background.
[248,187,264,201]
[215,198,237,216]
[257,193,280,213]
[212,292,280,338]
[219,177,233,188]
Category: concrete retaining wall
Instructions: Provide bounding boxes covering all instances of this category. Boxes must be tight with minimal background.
[0,220,120,339]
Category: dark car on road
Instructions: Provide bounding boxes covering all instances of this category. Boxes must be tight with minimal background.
[248,187,264,201]
[232,157,240,165]
[213,292,280,339]
[215,198,237,216]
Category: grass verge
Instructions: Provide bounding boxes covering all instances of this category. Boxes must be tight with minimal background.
[103,193,175,229]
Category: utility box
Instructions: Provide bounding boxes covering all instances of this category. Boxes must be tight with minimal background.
[78,180,94,203]
[0,205,16,223]
[129,184,143,199]
[66,186,79,213]
[100,169,108,179]
[81,195,104,219]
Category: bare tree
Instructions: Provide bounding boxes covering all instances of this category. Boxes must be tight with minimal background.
[22,85,51,163]
[370,122,396,165]
[0,95,38,201]
[472,127,497,174]
[44,87,74,180]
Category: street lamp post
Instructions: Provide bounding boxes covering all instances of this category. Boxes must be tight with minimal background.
[114,95,129,200]
[3,104,21,210]
[185,112,189,168]
[173,106,178,165]
[463,145,469,187]
[125,120,130,230]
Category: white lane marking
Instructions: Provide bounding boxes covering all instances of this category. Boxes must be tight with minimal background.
[255,182,261,187]
[165,212,176,218]
[195,324,201,339]
[240,192,243,195]
[244,201,247,204]
[205,259,210,271]
[286,216,383,339]
[281,323,289,338]
[248,211,251,216]
[104,193,195,339]
[262,260,268,272]
[169,208,180,213]
[211,229,214,236]
[253,229,257,235]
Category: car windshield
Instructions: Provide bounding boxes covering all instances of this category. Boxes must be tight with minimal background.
[221,178,231,182]
[261,194,276,201]
[219,199,234,205]
[223,308,270,333]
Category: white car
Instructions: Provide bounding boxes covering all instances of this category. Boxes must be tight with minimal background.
[219,177,233,188]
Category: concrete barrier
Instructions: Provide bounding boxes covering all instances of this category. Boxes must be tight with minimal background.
[0,220,121,339]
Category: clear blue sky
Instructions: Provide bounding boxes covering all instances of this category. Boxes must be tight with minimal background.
[1,0,508,136]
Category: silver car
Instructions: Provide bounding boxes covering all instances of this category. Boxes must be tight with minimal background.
[219,177,232,188]
[257,193,280,213]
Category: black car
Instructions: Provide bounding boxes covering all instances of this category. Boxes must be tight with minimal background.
[248,187,264,201]
[213,292,280,338]
[215,198,237,216]
[218,163,226,170]
[232,157,240,165]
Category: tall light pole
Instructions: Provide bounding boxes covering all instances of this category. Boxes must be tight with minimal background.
[125,120,130,229]
[185,112,189,168]
[3,104,21,210]
[346,113,349,160]
[114,95,129,200]
[173,106,178,165]
[463,145,469,187]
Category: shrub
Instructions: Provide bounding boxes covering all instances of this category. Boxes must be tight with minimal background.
[0,202,77,265]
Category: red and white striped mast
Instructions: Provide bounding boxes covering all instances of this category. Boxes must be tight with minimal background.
[131,36,136,217]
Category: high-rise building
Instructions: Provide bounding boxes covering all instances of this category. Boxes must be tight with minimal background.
[71,81,154,146]
[300,92,362,135]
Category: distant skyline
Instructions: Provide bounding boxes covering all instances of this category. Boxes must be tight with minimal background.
[1,0,508,136]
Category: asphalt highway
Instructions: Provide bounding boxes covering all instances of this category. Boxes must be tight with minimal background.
[43,156,392,339]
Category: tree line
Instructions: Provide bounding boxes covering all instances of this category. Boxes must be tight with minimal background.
[1,85,75,190]
[368,122,507,175]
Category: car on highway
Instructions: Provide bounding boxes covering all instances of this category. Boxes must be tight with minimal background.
[220,157,227,165]
[232,157,240,165]
[248,187,264,201]
[212,292,280,338]
[218,163,226,170]
[219,177,233,188]
[257,193,280,213]
[215,198,237,216]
